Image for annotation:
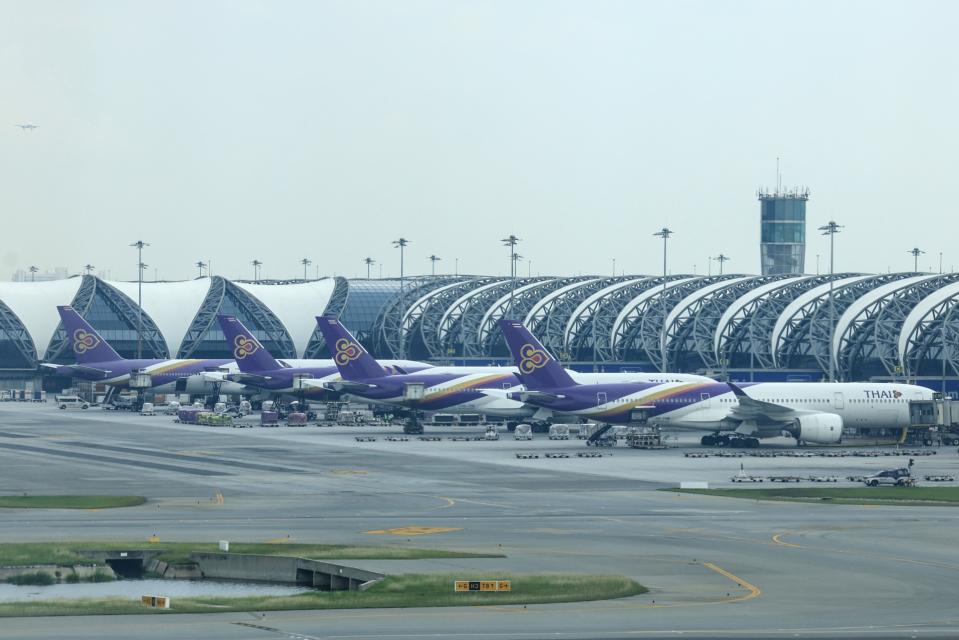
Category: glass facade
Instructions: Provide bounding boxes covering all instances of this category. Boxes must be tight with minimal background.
[760,195,807,275]
[304,280,403,358]
[0,303,33,369]
[180,284,293,359]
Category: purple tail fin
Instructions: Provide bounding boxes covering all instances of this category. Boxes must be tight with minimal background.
[57,306,123,364]
[315,315,389,380]
[498,319,576,390]
[216,315,283,372]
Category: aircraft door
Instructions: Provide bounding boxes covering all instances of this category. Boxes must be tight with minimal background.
[700,392,711,408]
[597,392,608,407]
[833,392,844,409]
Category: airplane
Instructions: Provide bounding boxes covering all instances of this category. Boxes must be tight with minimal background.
[46,306,246,396]
[308,315,716,432]
[14,123,38,130]
[311,315,529,431]
[498,319,935,447]
[216,314,432,398]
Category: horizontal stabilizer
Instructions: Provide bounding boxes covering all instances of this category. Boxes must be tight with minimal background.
[509,389,566,402]
[226,373,272,384]
[69,365,112,378]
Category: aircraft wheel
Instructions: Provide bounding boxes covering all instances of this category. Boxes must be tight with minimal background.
[715,434,729,447]
[701,434,716,446]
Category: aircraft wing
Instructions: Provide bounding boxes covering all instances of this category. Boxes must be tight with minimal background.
[726,382,800,425]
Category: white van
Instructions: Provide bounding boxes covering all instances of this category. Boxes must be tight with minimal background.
[55,395,89,410]
[513,424,533,440]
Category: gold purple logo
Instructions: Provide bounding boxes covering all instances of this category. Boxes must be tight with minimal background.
[334,338,362,365]
[519,343,549,374]
[233,335,261,359]
[72,329,100,354]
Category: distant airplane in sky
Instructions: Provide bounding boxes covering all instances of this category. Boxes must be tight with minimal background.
[14,123,38,130]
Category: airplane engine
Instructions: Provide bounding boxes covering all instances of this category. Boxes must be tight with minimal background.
[791,413,843,444]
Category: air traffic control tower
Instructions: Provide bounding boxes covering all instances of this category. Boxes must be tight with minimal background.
[758,187,809,275]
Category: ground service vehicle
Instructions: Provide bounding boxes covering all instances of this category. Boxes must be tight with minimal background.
[864,468,915,487]
[514,424,533,440]
[55,395,89,410]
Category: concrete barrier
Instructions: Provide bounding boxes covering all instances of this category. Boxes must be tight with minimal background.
[190,553,385,591]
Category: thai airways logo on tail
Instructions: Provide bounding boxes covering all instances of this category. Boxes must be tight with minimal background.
[72,329,101,355]
[56,305,122,365]
[519,344,549,374]
[498,319,576,391]
[233,335,261,359]
[315,315,389,380]
[334,338,363,365]
[216,314,283,373]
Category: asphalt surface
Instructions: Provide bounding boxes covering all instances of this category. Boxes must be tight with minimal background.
[2,402,959,639]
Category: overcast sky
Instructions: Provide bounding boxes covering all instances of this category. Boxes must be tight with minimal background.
[2,0,957,281]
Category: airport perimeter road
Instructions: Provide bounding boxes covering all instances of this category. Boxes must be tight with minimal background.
[3,403,959,638]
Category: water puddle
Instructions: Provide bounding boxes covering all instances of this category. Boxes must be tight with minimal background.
[0,579,311,602]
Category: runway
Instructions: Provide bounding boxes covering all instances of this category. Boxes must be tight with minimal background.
[2,402,958,638]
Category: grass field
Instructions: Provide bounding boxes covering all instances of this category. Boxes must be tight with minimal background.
[0,573,646,617]
[666,486,959,505]
[0,541,505,567]
[0,496,146,509]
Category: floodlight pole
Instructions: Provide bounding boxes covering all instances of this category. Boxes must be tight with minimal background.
[428,254,441,276]
[818,221,842,382]
[501,234,521,316]
[393,238,409,358]
[908,247,924,273]
[364,257,375,280]
[130,240,149,359]
[301,258,312,282]
[653,228,674,372]
[714,254,730,276]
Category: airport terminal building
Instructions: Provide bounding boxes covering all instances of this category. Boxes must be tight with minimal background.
[3,272,959,391]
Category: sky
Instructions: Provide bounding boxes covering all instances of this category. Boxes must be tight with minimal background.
[2,0,957,281]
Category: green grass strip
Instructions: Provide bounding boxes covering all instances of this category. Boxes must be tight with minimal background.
[0,573,646,617]
[0,496,146,509]
[0,541,505,567]
[664,486,959,505]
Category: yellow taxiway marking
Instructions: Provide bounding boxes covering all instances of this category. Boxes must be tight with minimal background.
[771,532,802,548]
[701,562,762,603]
[364,526,463,536]
[265,535,294,544]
